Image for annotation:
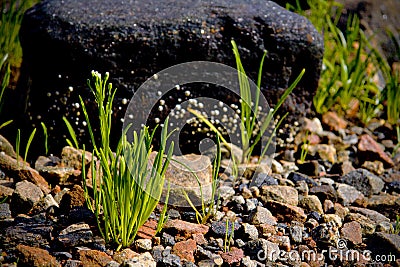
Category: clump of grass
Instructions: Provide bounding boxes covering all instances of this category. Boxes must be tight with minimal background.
[231,40,305,163]
[223,219,235,252]
[63,116,80,149]
[15,127,36,165]
[372,30,400,127]
[313,13,380,118]
[181,136,221,224]
[299,130,310,164]
[190,40,304,168]
[391,215,400,235]
[80,71,174,251]
[291,0,398,127]
[0,0,39,113]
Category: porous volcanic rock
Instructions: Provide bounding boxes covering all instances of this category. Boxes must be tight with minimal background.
[14,0,323,154]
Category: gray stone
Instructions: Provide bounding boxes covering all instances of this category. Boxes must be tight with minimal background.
[242,223,259,240]
[232,195,245,205]
[348,206,390,224]
[336,183,364,206]
[241,256,257,267]
[250,173,278,187]
[245,199,257,212]
[61,146,94,170]
[0,203,11,220]
[299,195,324,214]
[210,220,239,237]
[106,261,120,267]
[11,180,44,216]
[260,185,298,206]
[249,206,277,225]
[135,239,153,251]
[287,172,319,187]
[16,0,323,154]
[30,194,59,214]
[338,169,385,197]
[64,260,82,267]
[163,153,213,207]
[219,186,236,202]
[162,254,182,267]
[57,223,93,247]
[1,222,53,250]
[162,232,176,247]
[123,252,156,267]
[35,155,76,183]
[311,222,340,247]
[289,225,303,243]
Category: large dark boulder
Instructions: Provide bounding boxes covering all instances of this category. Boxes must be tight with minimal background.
[12,0,323,154]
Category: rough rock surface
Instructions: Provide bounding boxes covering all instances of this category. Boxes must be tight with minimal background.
[15,0,323,154]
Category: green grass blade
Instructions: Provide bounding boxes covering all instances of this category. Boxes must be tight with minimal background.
[24,128,36,162]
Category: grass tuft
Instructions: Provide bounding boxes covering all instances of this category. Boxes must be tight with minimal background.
[80,71,174,250]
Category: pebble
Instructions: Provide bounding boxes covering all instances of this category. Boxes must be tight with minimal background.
[16,244,60,267]
[251,173,279,188]
[164,219,209,238]
[299,195,324,214]
[265,200,307,223]
[336,183,365,206]
[113,248,139,264]
[348,206,390,223]
[242,223,259,240]
[219,186,236,201]
[123,252,156,267]
[339,168,384,197]
[241,256,257,267]
[361,160,385,175]
[322,111,348,132]
[162,232,176,246]
[135,238,153,251]
[241,187,253,199]
[340,221,362,245]
[0,203,11,220]
[367,233,400,259]
[173,239,197,262]
[220,247,244,265]
[249,206,277,225]
[57,223,93,247]
[311,222,340,247]
[295,180,309,196]
[288,172,319,187]
[11,180,44,215]
[290,225,303,243]
[162,254,182,267]
[358,134,394,167]
[260,185,299,206]
[210,220,239,237]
